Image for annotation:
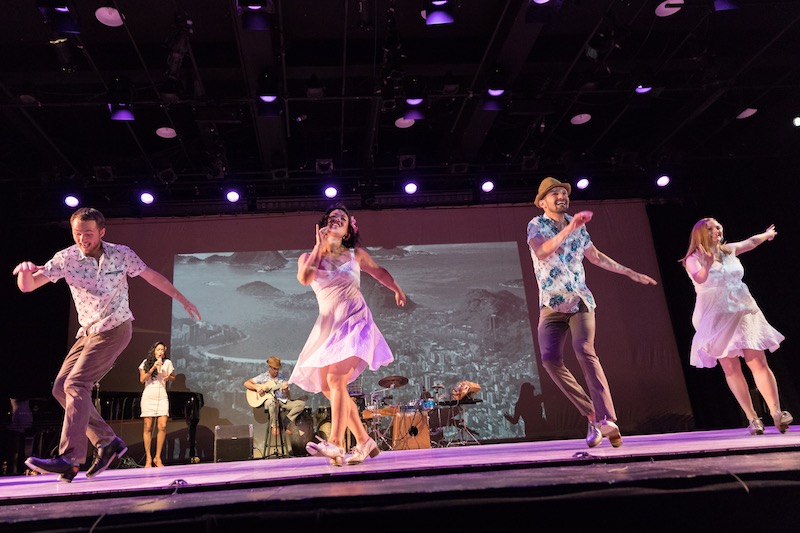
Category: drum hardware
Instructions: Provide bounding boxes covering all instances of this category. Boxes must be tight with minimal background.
[365,389,395,450]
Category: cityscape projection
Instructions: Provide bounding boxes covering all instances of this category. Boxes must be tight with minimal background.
[169,242,539,449]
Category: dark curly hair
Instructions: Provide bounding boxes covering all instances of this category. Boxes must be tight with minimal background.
[319,203,360,248]
[143,341,168,375]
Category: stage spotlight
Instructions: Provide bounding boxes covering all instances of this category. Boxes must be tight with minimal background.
[64,195,80,208]
[404,182,418,195]
[423,0,454,25]
[37,1,81,34]
[324,186,338,199]
[140,192,155,204]
[107,76,134,121]
[656,175,670,187]
[226,189,241,203]
[486,65,506,97]
[480,180,495,193]
[237,1,274,30]
[576,178,589,190]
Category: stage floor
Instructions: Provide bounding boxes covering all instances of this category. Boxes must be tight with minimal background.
[2,427,800,531]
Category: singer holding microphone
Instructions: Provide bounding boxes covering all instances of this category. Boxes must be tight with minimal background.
[139,341,175,467]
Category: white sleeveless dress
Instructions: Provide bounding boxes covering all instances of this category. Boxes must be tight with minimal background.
[289,249,394,393]
[689,253,784,368]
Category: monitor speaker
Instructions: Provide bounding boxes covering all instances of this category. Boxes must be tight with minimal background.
[214,424,253,462]
[392,411,431,450]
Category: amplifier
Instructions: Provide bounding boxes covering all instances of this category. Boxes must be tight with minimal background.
[214,424,253,462]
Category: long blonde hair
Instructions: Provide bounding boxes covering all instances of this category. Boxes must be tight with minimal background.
[679,217,731,265]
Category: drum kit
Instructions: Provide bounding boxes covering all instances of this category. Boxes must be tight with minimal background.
[287,375,476,455]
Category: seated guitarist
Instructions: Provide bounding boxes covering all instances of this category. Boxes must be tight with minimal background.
[244,356,306,435]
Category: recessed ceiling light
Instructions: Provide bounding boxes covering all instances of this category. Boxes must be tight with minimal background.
[156,126,177,139]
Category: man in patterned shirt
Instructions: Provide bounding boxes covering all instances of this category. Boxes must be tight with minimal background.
[527,177,657,448]
[13,207,201,482]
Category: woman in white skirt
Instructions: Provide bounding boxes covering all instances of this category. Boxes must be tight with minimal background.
[138,341,175,467]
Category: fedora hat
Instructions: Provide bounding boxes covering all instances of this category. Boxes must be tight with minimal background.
[535,177,571,204]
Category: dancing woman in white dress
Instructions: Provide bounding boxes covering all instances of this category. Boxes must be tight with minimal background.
[681,218,792,435]
[290,204,406,466]
[138,341,175,466]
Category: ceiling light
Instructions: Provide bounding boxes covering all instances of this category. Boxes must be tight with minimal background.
[37,1,81,34]
[570,113,592,125]
[226,190,241,203]
[107,76,134,121]
[422,1,454,25]
[486,65,506,97]
[576,178,589,190]
[237,1,274,30]
[398,155,416,170]
[736,108,757,120]
[140,192,155,205]
[480,180,495,193]
[403,182,418,195]
[395,117,415,128]
[64,195,80,208]
[316,159,334,174]
[95,4,124,27]
[792,116,800,127]
[306,74,325,99]
[656,175,670,187]
[257,70,279,102]
[324,186,338,199]
[635,85,653,94]
[156,126,177,139]
[655,0,683,17]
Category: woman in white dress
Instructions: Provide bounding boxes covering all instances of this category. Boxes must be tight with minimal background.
[681,218,791,435]
[138,341,175,467]
[290,204,406,466]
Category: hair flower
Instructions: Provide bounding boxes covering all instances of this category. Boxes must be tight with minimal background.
[350,215,359,233]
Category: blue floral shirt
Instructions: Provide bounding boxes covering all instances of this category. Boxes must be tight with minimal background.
[527,213,596,313]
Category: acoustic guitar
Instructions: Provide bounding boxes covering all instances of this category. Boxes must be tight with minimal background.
[246,389,304,409]
[246,389,270,408]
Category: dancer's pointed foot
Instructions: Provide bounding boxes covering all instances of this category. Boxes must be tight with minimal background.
[306,436,344,460]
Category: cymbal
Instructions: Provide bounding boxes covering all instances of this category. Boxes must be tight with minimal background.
[378,375,409,389]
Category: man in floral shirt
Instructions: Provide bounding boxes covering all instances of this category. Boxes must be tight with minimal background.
[13,207,201,482]
[527,177,657,448]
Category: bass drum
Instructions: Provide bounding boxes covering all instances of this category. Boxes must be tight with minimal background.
[316,413,356,451]
[287,408,314,457]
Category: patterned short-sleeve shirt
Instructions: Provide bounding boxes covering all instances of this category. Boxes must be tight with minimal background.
[252,370,289,400]
[527,213,596,313]
[41,241,147,337]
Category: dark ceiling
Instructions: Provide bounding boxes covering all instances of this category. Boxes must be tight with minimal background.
[2,0,800,221]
